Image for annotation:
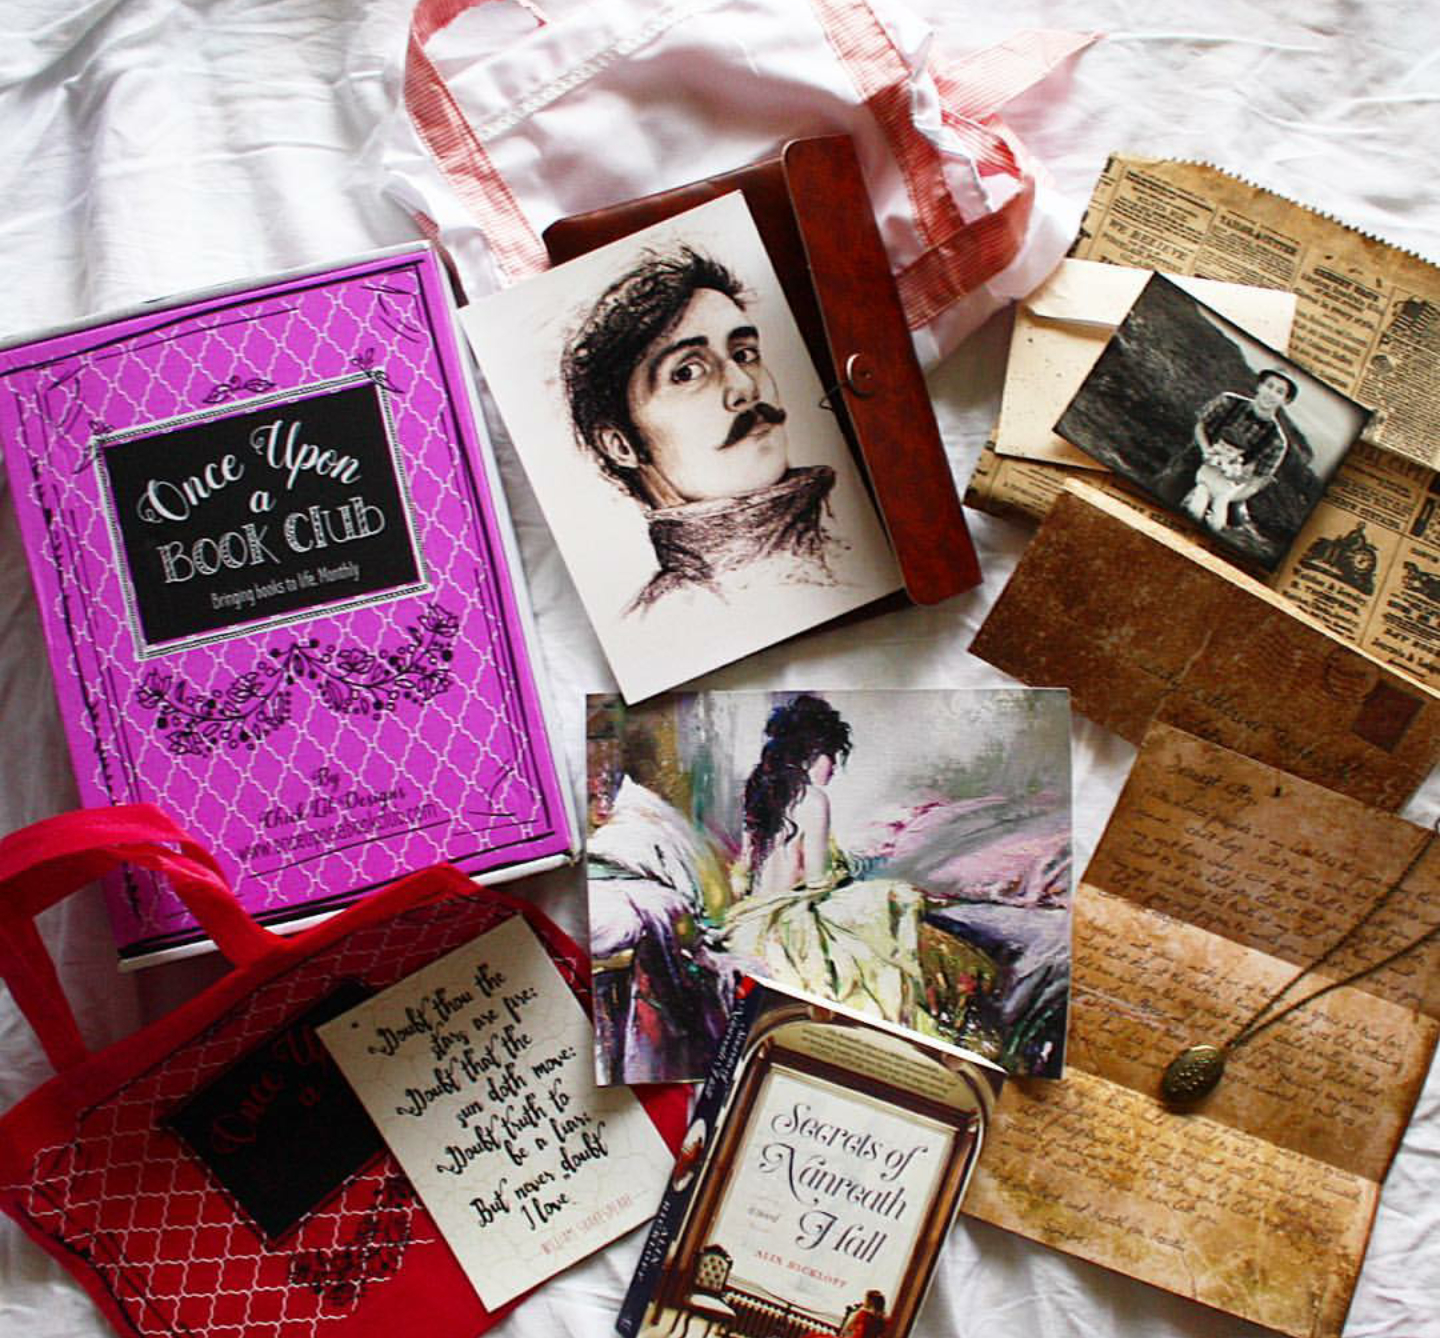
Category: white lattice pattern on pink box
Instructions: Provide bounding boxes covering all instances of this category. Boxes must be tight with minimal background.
[0,250,572,957]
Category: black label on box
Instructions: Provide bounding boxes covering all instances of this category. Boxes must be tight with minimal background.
[163,980,384,1240]
[101,380,424,652]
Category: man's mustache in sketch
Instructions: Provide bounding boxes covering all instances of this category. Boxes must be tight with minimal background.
[720,401,787,449]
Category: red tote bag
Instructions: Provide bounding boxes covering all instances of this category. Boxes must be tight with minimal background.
[0,804,686,1338]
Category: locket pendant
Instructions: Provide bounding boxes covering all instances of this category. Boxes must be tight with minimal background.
[1160,1044,1228,1105]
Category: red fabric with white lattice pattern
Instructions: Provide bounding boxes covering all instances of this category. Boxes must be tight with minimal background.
[0,805,686,1338]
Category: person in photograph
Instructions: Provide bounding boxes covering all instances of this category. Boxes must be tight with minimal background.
[561,247,839,614]
[1178,368,1298,535]
[801,1288,889,1338]
[839,1290,890,1338]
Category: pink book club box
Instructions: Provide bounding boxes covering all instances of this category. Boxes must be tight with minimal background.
[0,245,578,964]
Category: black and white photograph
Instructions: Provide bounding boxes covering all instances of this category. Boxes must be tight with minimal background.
[1054,273,1372,572]
[462,193,902,702]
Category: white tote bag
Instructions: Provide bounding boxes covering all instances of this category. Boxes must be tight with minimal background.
[379,0,1093,366]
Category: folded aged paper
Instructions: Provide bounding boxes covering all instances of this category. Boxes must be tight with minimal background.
[970,484,1440,812]
[968,154,1440,690]
[962,724,1440,1338]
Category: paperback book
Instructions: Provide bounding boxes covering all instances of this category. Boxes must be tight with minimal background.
[0,246,577,962]
[618,976,1002,1338]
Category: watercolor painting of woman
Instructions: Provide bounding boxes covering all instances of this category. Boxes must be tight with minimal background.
[585,688,1073,1085]
[725,694,921,1019]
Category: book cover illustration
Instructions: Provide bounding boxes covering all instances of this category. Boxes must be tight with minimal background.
[618,977,1001,1338]
[586,689,1073,1085]
[0,246,576,961]
[462,193,903,703]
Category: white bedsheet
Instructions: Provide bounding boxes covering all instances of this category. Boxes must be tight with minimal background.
[1,2,1436,1335]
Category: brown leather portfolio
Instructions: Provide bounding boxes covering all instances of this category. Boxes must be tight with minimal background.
[543,135,980,606]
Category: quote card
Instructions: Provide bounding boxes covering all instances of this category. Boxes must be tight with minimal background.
[317,913,671,1310]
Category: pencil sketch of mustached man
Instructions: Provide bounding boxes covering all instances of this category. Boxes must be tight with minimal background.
[561,246,840,615]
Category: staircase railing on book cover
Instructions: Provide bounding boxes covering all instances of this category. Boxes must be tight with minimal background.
[717,1287,840,1338]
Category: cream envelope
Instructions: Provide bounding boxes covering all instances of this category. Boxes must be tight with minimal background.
[995,259,1298,469]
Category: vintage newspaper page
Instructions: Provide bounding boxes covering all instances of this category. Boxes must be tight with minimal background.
[963,724,1440,1338]
[1270,443,1440,685]
[967,154,1440,689]
[969,484,1440,813]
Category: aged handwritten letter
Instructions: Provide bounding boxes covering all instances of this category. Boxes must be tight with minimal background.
[963,724,1440,1337]
[970,483,1440,811]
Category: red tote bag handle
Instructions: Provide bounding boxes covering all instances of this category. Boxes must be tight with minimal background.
[401,0,1093,331]
[0,803,280,1074]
